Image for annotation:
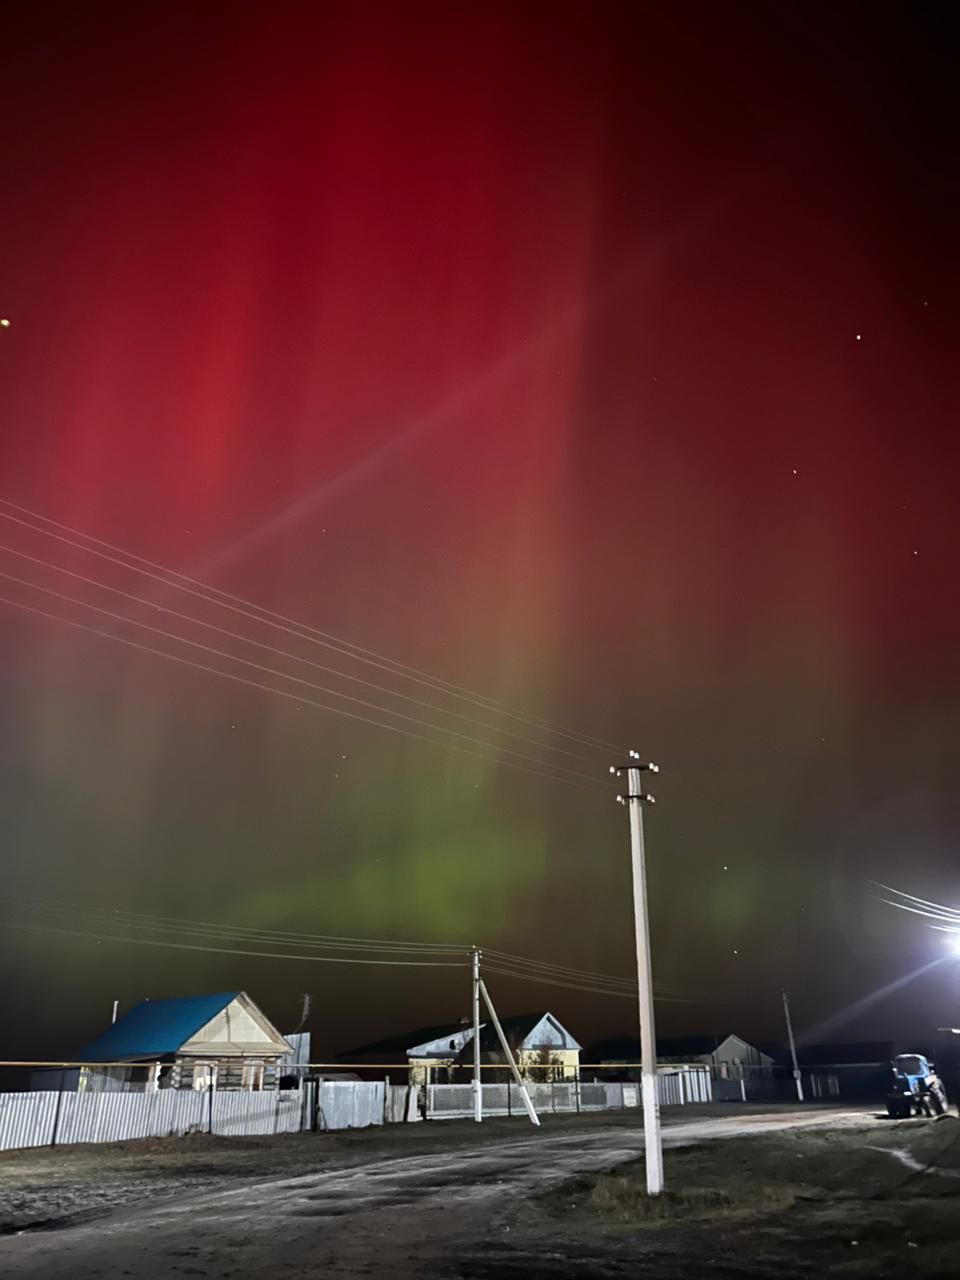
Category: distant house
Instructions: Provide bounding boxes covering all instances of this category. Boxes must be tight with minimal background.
[588,1032,774,1082]
[344,1012,581,1084]
[73,991,291,1093]
[343,1021,477,1084]
[470,1013,582,1082]
[657,1034,775,1081]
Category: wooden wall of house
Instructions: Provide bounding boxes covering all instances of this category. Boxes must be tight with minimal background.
[164,1057,281,1091]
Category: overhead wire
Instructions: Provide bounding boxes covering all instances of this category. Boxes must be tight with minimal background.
[481,947,728,999]
[0,593,608,794]
[0,500,622,753]
[870,881,960,924]
[7,895,638,979]
[0,505,690,991]
[482,961,638,1000]
[0,541,601,768]
[3,921,468,966]
[874,897,960,926]
[482,958,731,1002]
[0,895,469,956]
[0,568,608,789]
[483,946,638,989]
[480,962,704,1003]
[1,918,707,1000]
[1,893,718,1001]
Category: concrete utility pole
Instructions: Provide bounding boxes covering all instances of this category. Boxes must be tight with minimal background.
[479,979,540,1125]
[782,991,804,1102]
[611,750,663,1195]
[472,947,482,1123]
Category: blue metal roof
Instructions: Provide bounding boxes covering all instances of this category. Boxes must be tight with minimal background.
[79,992,239,1062]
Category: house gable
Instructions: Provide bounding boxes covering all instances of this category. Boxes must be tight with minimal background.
[407,1027,476,1058]
[468,1011,582,1058]
[519,1014,582,1052]
[178,993,290,1058]
[713,1034,775,1068]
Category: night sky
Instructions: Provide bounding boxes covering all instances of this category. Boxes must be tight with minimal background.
[1,3,957,1066]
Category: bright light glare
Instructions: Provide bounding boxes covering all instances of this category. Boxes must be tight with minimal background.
[948,935,960,957]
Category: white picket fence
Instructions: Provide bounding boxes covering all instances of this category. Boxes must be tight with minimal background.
[425,1068,711,1119]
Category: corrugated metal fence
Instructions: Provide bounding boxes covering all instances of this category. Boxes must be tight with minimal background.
[316,1081,384,1131]
[0,1067,711,1152]
[0,1087,308,1151]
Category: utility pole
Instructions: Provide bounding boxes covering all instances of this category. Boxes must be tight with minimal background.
[782,992,804,1102]
[611,750,663,1195]
[479,979,540,1125]
[472,947,482,1123]
[111,999,119,1025]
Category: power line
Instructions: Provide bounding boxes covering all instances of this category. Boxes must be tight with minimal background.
[483,962,728,1005]
[0,592,608,795]
[2,920,711,1000]
[482,946,726,999]
[0,541,600,768]
[1,896,469,957]
[3,921,468,967]
[0,568,608,789]
[482,957,729,1003]
[870,881,960,924]
[2,893,713,999]
[0,500,621,753]
[484,946,638,989]
[483,961,638,999]
[480,962,703,1003]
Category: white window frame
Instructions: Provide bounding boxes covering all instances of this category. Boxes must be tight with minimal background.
[191,1061,217,1091]
[241,1060,265,1091]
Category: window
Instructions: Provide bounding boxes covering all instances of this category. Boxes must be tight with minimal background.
[241,1061,264,1091]
[192,1062,216,1091]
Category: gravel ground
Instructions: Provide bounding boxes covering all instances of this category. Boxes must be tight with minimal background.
[0,1106,873,1278]
[522,1112,960,1277]
[0,1102,825,1236]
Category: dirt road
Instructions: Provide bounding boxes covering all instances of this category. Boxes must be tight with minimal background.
[0,1108,870,1279]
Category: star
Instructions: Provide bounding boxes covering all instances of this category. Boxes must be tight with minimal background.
[855,333,862,341]
[791,468,798,475]
[0,318,10,328]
